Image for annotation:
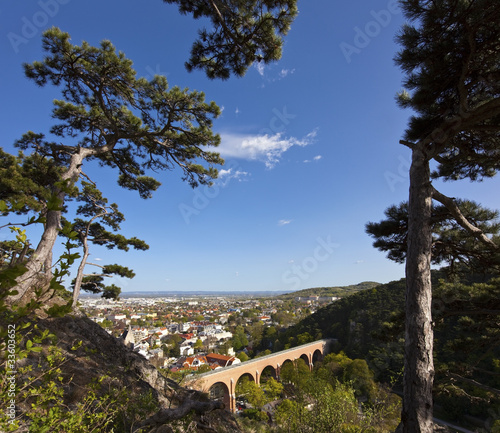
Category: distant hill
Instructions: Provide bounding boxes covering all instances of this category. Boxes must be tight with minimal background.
[279,281,380,300]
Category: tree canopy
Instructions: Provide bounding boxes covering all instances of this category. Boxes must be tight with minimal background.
[7,27,223,306]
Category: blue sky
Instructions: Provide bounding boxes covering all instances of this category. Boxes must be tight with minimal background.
[1,1,499,293]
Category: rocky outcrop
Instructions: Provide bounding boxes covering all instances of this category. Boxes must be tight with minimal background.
[16,312,241,432]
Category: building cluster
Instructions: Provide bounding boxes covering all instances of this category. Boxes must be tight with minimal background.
[294,295,339,304]
[79,295,285,372]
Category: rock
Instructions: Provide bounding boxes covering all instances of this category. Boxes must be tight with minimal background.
[14,312,242,432]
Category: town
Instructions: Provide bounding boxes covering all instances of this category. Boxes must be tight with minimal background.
[80,293,339,377]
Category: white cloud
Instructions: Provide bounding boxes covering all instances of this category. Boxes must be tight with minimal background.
[279,68,295,78]
[217,168,250,186]
[218,130,317,168]
[304,154,323,163]
[255,64,295,81]
[255,62,265,76]
[278,219,292,226]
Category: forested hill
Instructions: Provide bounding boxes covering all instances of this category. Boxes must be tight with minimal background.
[280,273,500,426]
[281,278,406,368]
[280,281,380,300]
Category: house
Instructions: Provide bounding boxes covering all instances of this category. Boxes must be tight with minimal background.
[206,353,241,368]
[107,314,127,321]
[173,353,240,372]
[179,345,194,356]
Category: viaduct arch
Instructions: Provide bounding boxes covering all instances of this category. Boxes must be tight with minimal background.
[185,339,335,412]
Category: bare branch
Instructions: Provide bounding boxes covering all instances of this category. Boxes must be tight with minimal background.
[136,399,224,431]
[399,139,415,149]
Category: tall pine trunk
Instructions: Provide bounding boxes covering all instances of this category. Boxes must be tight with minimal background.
[402,146,434,432]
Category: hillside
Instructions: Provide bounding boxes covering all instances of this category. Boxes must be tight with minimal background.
[281,274,500,427]
[279,281,380,300]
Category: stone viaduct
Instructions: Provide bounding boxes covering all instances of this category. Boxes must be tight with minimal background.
[185,339,335,412]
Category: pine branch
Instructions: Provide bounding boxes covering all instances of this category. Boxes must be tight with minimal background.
[431,185,499,250]
[447,372,500,396]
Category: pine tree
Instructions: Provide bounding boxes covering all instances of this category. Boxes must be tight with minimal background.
[393,1,500,431]
[8,27,222,307]
[69,181,149,305]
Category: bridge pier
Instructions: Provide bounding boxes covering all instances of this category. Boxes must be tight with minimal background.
[229,393,236,412]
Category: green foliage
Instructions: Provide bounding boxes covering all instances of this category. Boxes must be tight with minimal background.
[21,27,223,190]
[0,148,63,216]
[279,281,380,300]
[0,261,159,432]
[395,0,500,181]
[262,377,283,401]
[274,377,400,433]
[164,0,298,79]
[232,325,249,351]
[241,408,268,422]
[366,200,500,275]
[236,351,249,362]
[432,278,500,422]
[236,376,266,410]
[281,278,406,380]
[285,273,500,423]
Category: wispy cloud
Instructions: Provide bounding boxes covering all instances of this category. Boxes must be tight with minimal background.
[255,63,295,82]
[304,155,323,163]
[278,219,292,226]
[217,168,250,186]
[255,62,265,76]
[279,68,295,78]
[218,130,317,168]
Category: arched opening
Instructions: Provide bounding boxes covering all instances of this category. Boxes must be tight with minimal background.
[299,353,310,370]
[260,364,277,383]
[208,381,230,411]
[312,348,323,364]
[235,372,256,411]
[279,359,295,383]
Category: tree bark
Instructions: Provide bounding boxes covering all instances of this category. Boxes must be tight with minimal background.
[72,233,90,308]
[401,146,435,433]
